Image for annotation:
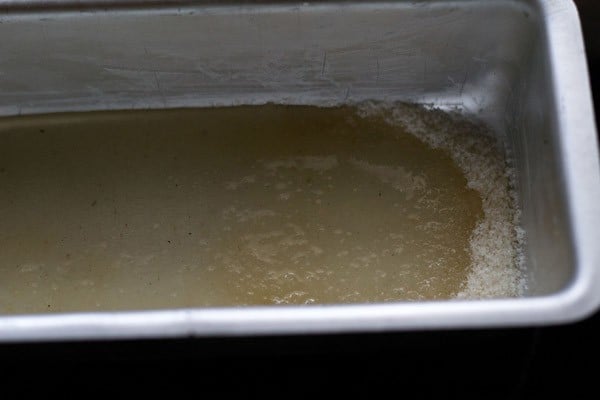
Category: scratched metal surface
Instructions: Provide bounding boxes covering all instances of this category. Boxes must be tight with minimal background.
[0,1,535,133]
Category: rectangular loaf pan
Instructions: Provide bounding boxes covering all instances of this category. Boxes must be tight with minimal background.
[0,0,598,341]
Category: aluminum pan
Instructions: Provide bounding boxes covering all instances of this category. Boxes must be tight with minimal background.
[0,0,598,342]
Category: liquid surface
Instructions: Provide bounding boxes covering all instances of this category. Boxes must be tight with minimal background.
[0,105,485,313]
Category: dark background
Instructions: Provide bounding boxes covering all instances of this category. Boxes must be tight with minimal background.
[1,1,599,396]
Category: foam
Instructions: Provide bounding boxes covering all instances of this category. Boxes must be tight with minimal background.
[357,102,525,299]
[263,156,339,172]
[349,159,427,200]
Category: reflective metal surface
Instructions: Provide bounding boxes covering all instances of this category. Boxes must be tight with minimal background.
[0,0,598,341]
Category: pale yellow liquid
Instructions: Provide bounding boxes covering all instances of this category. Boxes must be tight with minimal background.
[0,105,483,313]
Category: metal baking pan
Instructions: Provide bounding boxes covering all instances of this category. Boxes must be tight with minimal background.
[0,0,598,341]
